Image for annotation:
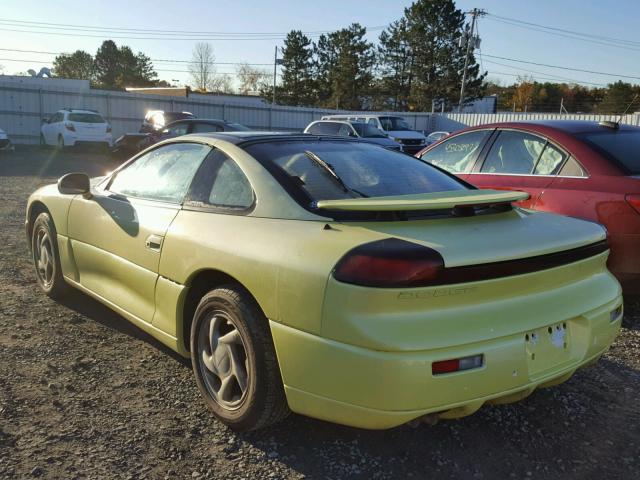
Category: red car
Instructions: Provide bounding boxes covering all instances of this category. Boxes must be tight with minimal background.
[417,121,640,294]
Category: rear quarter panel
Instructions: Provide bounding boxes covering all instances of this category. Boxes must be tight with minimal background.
[158,212,389,335]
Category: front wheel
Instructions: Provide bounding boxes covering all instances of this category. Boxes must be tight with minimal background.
[190,287,289,431]
[32,212,68,298]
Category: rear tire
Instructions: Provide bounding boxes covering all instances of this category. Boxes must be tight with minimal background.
[32,212,68,299]
[190,286,289,431]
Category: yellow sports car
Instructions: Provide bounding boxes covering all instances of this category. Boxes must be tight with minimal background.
[26,133,623,431]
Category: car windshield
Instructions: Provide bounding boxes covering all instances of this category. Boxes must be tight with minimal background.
[351,123,387,138]
[68,113,105,123]
[163,113,194,124]
[579,130,640,174]
[225,123,251,131]
[379,116,412,131]
[244,140,466,204]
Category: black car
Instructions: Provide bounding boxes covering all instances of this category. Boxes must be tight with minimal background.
[140,110,195,133]
[113,119,251,157]
[157,118,252,137]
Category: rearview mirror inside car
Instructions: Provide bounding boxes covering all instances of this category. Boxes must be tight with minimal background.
[58,173,91,196]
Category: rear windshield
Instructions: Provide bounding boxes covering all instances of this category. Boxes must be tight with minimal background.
[351,123,386,138]
[379,116,412,131]
[68,113,105,123]
[244,140,466,206]
[225,123,251,131]
[579,130,640,174]
[164,112,195,123]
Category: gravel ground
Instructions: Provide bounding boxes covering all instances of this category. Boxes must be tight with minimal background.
[1,146,639,480]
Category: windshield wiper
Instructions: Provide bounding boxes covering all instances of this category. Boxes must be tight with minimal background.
[304,150,368,198]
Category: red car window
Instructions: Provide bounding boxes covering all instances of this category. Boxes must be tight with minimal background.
[481,131,546,175]
[420,130,491,174]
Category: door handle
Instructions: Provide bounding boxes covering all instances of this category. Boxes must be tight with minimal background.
[145,234,163,252]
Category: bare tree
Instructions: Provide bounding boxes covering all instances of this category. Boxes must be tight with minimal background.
[236,63,268,95]
[189,42,216,91]
[213,74,236,93]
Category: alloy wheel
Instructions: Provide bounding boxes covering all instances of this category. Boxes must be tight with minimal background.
[34,228,54,288]
[197,311,250,410]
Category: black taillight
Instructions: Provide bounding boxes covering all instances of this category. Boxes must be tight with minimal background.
[333,238,444,288]
[333,238,609,289]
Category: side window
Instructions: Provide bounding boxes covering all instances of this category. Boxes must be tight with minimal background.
[307,123,323,134]
[189,150,254,209]
[533,143,568,175]
[558,157,587,177]
[420,130,491,174]
[167,122,189,136]
[192,122,222,133]
[109,143,210,203]
[481,131,546,174]
[368,118,379,127]
[310,122,340,135]
[337,124,354,136]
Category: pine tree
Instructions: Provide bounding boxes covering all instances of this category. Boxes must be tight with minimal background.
[377,0,486,111]
[276,31,316,106]
[376,18,413,110]
[314,23,375,110]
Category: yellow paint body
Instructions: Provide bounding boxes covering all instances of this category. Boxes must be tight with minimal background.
[25,135,623,429]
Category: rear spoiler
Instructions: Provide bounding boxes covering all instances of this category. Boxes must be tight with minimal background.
[315,189,529,211]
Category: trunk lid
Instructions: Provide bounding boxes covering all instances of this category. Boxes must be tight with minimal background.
[336,208,606,268]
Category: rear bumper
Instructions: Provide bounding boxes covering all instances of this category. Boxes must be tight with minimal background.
[271,294,622,429]
[63,133,113,147]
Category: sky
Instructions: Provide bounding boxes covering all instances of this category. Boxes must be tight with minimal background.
[0,0,639,89]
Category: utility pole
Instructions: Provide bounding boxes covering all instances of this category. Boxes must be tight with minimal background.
[272,46,285,105]
[272,46,278,105]
[458,8,486,112]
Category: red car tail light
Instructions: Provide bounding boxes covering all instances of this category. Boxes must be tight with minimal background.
[333,238,444,288]
[626,194,640,214]
[64,122,75,132]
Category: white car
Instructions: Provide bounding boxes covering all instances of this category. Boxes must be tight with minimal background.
[321,114,428,153]
[0,127,13,151]
[41,109,113,148]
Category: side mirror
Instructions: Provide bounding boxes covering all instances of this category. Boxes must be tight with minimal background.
[58,173,91,196]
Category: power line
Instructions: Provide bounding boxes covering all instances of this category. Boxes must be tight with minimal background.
[0,17,386,36]
[0,18,386,41]
[0,48,273,67]
[482,53,640,81]
[487,14,640,48]
[482,59,605,86]
[0,58,245,76]
[0,26,309,41]
[486,15,640,53]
